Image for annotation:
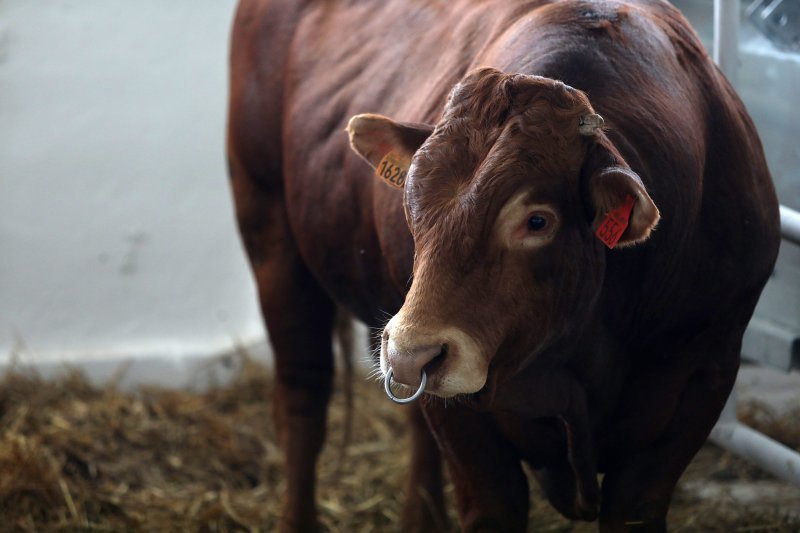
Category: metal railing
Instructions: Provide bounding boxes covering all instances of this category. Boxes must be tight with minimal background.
[780,204,800,246]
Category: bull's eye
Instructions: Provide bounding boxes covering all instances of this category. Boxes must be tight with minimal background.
[495,196,557,249]
[527,215,548,232]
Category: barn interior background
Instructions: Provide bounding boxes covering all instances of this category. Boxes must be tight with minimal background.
[1,0,799,529]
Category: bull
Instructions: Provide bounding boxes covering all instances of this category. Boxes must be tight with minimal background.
[227,0,781,530]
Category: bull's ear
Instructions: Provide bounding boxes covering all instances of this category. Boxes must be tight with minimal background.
[346,113,433,170]
[582,137,660,248]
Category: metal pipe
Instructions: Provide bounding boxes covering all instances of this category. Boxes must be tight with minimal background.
[714,0,741,84]
[710,421,800,486]
[780,204,800,245]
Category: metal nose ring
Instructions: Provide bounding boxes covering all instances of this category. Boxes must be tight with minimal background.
[384,368,427,404]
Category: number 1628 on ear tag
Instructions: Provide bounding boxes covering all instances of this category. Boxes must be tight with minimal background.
[376,152,409,189]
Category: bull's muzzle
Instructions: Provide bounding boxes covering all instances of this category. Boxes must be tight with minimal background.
[381,314,488,399]
[384,367,428,404]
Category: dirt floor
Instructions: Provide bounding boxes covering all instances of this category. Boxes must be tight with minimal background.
[1,354,799,532]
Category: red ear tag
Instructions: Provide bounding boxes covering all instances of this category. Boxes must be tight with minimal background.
[595,194,635,249]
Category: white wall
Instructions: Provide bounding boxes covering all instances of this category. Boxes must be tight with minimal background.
[0,0,266,368]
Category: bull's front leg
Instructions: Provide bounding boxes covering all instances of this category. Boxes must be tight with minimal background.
[402,403,449,532]
[228,154,335,532]
[423,401,529,532]
[598,327,741,532]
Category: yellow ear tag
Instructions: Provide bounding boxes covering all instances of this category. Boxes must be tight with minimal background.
[375,152,409,189]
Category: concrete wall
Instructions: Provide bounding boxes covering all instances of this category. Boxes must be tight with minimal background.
[0,1,266,372]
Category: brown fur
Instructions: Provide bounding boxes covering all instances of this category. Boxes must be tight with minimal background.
[228,1,780,531]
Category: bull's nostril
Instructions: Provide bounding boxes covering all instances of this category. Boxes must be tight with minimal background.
[387,341,448,387]
[422,343,448,376]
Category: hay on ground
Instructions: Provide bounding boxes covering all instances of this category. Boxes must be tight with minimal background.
[0,355,798,532]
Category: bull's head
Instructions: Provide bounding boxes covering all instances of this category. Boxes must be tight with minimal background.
[348,67,659,402]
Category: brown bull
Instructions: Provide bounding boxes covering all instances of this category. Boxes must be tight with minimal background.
[227,0,781,531]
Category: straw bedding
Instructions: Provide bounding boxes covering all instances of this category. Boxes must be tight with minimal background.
[1,355,798,532]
